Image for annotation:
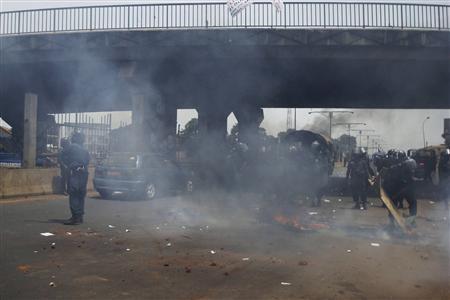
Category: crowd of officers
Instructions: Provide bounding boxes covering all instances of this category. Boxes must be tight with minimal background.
[346,141,450,228]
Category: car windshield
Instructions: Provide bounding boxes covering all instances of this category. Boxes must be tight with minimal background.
[105,153,138,168]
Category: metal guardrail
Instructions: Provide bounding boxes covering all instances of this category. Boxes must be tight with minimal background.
[0,2,449,36]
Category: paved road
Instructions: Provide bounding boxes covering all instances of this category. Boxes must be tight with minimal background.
[1,192,449,299]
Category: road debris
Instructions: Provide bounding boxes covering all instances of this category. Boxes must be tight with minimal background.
[17,265,31,273]
[281,282,292,286]
[40,232,54,237]
[370,243,380,247]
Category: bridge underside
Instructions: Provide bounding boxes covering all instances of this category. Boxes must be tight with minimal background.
[1,29,449,127]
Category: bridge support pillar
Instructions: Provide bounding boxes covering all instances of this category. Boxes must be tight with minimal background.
[233,107,264,148]
[197,108,229,141]
[23,93,38,168]
[132,92,176,156]
[196,108,231,185]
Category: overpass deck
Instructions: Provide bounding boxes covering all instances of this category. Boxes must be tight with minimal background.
[1,2,449,36]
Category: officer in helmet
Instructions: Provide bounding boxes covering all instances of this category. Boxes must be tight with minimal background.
[57,138,70,194]
[63,131,90,225]
[346,147,374,210]
[382,149,418,227]
[438,148,450,211]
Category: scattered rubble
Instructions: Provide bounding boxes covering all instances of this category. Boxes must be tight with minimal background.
[40,232,54,237]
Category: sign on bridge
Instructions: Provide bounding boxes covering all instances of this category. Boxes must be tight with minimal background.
[228,0,284,16]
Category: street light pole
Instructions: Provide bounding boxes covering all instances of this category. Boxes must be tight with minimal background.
[422,116,430,147]
[308,110,353,139]
[351,129,375,148]
[333,122,366,154]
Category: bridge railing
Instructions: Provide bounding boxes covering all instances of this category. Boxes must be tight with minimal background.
[1,2,449,36]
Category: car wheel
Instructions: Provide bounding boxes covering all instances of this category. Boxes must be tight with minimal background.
[145,183,157,200]
[186,180,194,193]
[98,189,112,199]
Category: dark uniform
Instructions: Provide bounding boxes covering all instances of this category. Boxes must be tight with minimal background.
[57,138,70,194]
[382,151,418,226]
[346,149,373,210]
[63,132,90,225]
[438,148,450,210]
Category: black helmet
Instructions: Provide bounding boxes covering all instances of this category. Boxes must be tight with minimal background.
[387,149,406,162]
[352,147,366,159]
[397,150,407,161]
[71,131,85,145]
[60,138,69,148]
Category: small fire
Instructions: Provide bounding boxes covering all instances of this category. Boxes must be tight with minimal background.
[273,214,330,231]
[274,214,304,230]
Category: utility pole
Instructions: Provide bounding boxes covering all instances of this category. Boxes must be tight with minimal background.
[308,110,353,139]
[333,122,366,153]
[364,134,380,154]
[351,129,375,148]
[422,116,430,148]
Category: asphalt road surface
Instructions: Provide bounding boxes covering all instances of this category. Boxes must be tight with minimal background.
[1,191,449,300]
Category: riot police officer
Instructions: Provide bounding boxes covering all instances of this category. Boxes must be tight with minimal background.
[382,150,418,227]
[57,138,70,194]
[438,148,450,211]
[63,132,90,225]
[346,147,374,210]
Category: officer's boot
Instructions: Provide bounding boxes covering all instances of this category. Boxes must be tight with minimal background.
[64,215,83,225]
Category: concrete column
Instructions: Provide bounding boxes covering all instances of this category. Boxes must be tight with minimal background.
[132,93,146,152]
[233,107,264,147]
[197,109,229,140]
[23,93,38,168]
[443,118,450,146]
[132,92,177,155]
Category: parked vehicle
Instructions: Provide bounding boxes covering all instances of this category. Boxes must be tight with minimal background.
[93,152,195,200]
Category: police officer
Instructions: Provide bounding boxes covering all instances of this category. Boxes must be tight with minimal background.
[346,147,374,210]
[438,148,450,211]
[382,150,418,227]
[63,132,90,225]
[57,138,70,195]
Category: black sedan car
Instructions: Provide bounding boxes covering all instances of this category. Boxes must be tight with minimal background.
[93,153,194,199]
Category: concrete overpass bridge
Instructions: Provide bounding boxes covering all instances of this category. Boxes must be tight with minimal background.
[0,2,449,164]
